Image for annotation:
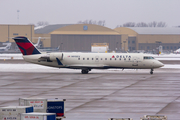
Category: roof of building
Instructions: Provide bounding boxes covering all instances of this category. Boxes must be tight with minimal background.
[50,24,120,35]
[128,27,180,35]
[35,24,72,34]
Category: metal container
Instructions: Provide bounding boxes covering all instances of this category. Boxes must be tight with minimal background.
[47,99,65,118]
[140,118,162,120]
[0,106,33,120]
[141,115,167,120]
[20,113,56,120]
[19,98,47,113]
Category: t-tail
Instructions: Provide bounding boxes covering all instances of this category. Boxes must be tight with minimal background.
[13,36,41,55]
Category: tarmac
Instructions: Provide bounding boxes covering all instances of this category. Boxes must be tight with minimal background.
[0,60,180,120]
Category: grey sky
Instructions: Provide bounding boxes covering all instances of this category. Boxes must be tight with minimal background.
[0,0,180,28]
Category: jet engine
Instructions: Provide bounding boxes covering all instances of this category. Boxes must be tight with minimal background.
[50,53,63,61]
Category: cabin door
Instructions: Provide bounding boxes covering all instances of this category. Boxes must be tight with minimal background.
[132,57,138,66]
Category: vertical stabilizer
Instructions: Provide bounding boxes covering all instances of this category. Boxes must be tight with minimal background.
[13,36,41,55]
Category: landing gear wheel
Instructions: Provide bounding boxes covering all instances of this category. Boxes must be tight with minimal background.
[81,69,89,74]
[150,69,154,74]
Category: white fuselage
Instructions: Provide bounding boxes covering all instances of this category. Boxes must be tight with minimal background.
[23,52,164,70]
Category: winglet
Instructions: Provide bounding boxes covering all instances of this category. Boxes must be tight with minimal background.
[56,58,63,65]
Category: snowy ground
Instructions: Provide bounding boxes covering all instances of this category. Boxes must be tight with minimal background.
[0,54,180,120]
[0,54,22,59]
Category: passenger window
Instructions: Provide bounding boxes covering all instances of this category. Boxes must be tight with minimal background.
[144,56,154,59]
[87,58,89,60]
[101,58,103,60]
[119,58,121,60]
[83,58,85,60]
[105,58,107,60]
[110,58,112,60]
[129,58,130,60]
[92,58,94,60]
[151,57,154,59]
[96,58,98,60]
[124,58,126,60]
[115,58,116,60]
[78,58,80,60]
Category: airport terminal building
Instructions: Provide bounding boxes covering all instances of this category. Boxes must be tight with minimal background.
[0,24,180,52]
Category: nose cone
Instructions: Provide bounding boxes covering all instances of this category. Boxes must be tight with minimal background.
[154,61,164,68]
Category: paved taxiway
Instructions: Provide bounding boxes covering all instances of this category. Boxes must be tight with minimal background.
[0,61,180,120]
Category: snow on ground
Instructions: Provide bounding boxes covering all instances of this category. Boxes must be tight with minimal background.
[34,25,46,30]
[150,53,180,58]
[156,58,180,60]
[0,54,22,59]
[0,64,179,73]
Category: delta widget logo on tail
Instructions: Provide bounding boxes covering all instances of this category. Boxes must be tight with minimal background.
[112,55,115,58]
[13,37,40,55]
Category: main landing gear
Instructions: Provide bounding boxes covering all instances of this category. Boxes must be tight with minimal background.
[150,69,154,74]
[81,69,90,74]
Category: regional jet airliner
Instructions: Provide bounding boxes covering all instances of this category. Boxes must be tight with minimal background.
[13,36,164,74]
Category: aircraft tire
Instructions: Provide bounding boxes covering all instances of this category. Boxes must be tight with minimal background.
[150,69,153,74]
[81,69,89,74]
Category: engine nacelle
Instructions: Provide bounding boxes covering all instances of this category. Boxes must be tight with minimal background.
[50,53,63,61]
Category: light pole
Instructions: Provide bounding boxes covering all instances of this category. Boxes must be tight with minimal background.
[123,41,126,52]
[17,10,20,24]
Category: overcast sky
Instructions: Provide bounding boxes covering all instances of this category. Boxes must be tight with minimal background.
[0,0,180,28]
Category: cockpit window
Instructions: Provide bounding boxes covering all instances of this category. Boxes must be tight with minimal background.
[144,56,154,59]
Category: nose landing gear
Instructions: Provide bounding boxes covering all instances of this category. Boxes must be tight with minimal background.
[81,69,90,74]
[150,69,154,74]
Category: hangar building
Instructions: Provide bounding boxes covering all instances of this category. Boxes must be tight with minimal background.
[49,24,125,52]
[35,24,127,52]
[114,27,180,52]
[0,24,34,49]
